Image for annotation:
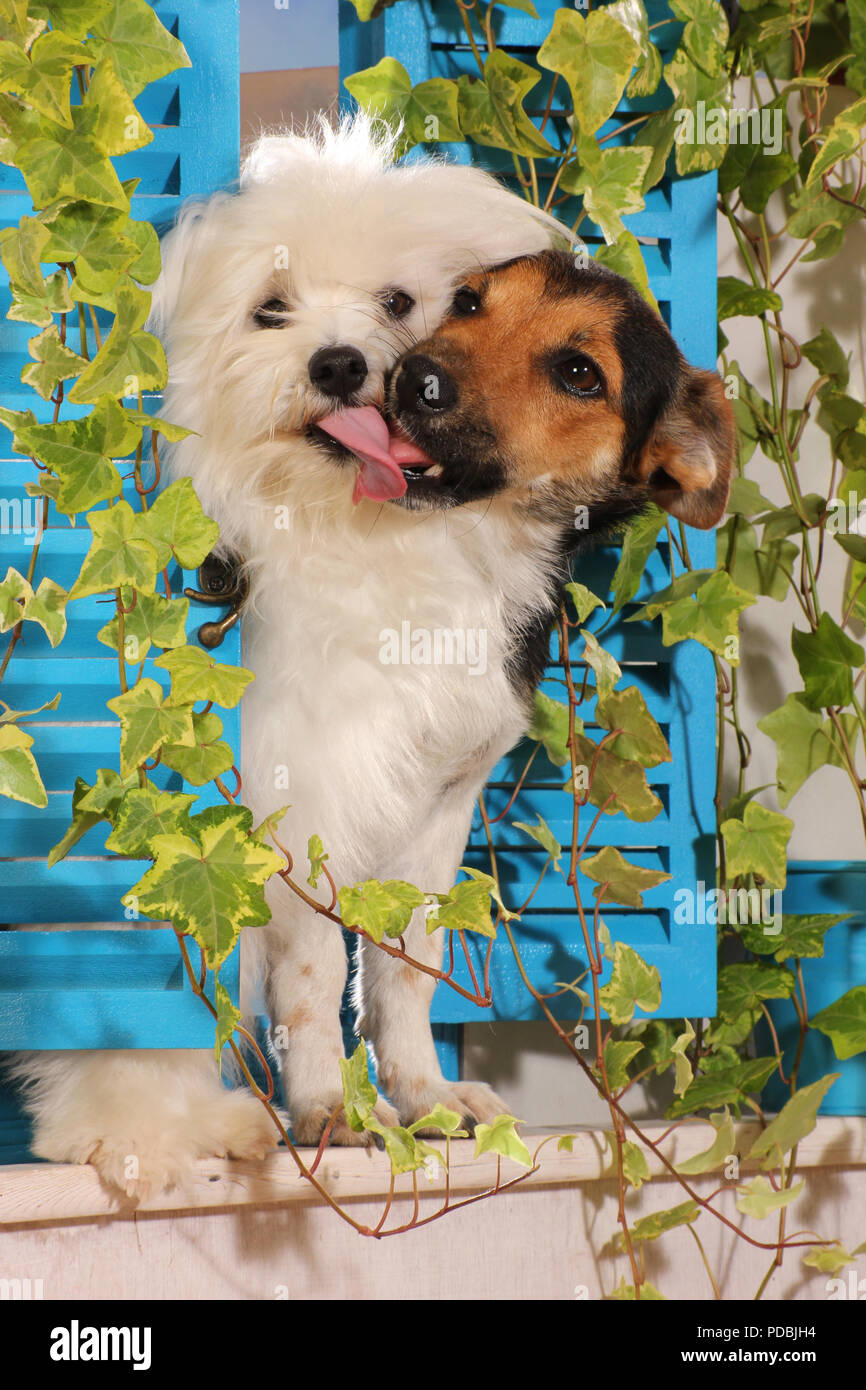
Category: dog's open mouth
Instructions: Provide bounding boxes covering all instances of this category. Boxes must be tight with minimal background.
[315,405,443,505]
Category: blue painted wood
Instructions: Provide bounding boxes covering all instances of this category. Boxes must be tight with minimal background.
[762,863,866,1116]
[339,0,721,1053]
[0,0,242,1083]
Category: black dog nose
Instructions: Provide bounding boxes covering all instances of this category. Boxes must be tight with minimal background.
[308,345,368,401]
[396,353,458,413]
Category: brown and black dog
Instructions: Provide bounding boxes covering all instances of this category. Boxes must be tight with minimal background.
[386,247,734,690]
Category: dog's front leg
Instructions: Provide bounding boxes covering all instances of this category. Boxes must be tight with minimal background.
[262,896,399,1145]
[357,805,509,1131]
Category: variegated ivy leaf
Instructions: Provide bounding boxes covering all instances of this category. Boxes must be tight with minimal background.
[13,396,138,515]
[21,324,87,400]
[674,1109,735,1175]
[426,867,500,938]
[160,710,234,786]
[527,689,573,767]
[339,878,426,943]
[123,805,280,969]
[513,815,563,871]
[104,784,198,858]
[68,282,166,402]
[563,145,652,245]
[0,31,91,128]
[106,677,195,776]
[736,1176,805,1220]
[663,45,730,175]
[747,1074,840,1169]
[0,568,67,646]
[598,941,661,1024]
[340,1039,377,1132]
[0,215,50,295]
[67,499,160,600]
[537,7,639,135]
[669,0,729,77]
[473,1114,532,1168]
[581,845,671,909]
[306,834,328,888]
[581,628,621,698]
[720,801,793,889]
[802,1245,855,1275]
[87,0,191,98]
[595,686,671,768]
[135,476,220,571]
[98,589,189,662]
[459,49,554,159]
[568,732,663,822]
[214,977,242,1065]
[155,644,254,709]
[595,232,659,312]
[343,58,461,157]
[0,724,47,807]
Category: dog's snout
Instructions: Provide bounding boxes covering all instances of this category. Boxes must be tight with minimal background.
[308,345,368,401]
[396,354,458,414]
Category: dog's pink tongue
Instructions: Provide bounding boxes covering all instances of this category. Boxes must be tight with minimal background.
[317,406,410,504]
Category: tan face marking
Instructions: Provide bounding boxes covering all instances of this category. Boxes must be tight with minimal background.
[419,259,627,499]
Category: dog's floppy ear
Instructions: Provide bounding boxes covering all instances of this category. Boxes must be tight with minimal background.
[634,367,735,529]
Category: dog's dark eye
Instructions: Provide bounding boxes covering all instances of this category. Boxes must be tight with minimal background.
[554,353,602,397]
[452,286,481,317]
[253,297,290,328]
[383,289,415,319]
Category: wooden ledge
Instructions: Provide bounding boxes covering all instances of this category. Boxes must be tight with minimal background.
[1,1117,864,1226]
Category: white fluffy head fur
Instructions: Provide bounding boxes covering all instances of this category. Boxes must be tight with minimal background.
[151,114,558,555]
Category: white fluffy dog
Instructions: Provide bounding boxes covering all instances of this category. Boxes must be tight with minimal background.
[11,118,557,1194]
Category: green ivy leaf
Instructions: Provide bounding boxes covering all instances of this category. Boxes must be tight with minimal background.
[609,505,666,613]
[599,941,661,1025]
[69,283,166,401]
[513,815,562,870]
[160,710,234,786]
[40,199,139,297]
[564,581,605,626]
[810,988,866,1061]
[621,1199,699,1244]
[748,1074,840,1169]
[214,977,241,1064]
[674,1110,735,1175]
[0,693,60,724]
[563,145,652,244]
[595,686,671,767]
[338,878,426,943]
[0,724,47,807]
[717,961,796,1019]
[537,7,639,135]
[717,516,798,604]
[104,784,198,857]
[757,693,856,807]
[569,731,664,822]
[802,1245,855,1275]
[527,690,573,767]
[0,31,90,128]
[792,613,864,712]
[637,570,756,662]
[582,846,670,909]
[343,59,462,156]
[669,0,729,76]
[340,1039,377,1132]
[427,869,498,939]
[14,396,139,514]
[736,1176,805,1219]
[30,1,112,39]
[598,1039,643,1092]
[21,324,87,400]
[98,588,189,661]
[106,677,194,776]
[667,1056,779,1118]
[407,1102,467,1137]
[786,180,866,261]
[474,1114,532,1168]
[738,912,852,964]
[664,46,730,174]
[68,499,160,599]
[457,50,554,158]
[124,806,280,968]
[594,230,659,311]
[135,476,220,570]
[0,214,50,295]
[607,0,662,98]
[307,834,328,888]
[364,1115,423,1173]
[717,276,783,320]
[154,644,254,709]
[581,628,621,698]
[88,0,191,97]
[721,801,792,889]
[610,1279,666,1300]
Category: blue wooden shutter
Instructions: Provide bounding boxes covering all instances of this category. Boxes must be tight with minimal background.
[0,0,241,1160]
[339,0,719,1048]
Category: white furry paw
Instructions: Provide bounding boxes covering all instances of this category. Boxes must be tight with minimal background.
[290,1094,400,1148]
[397,1079,510,1133]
